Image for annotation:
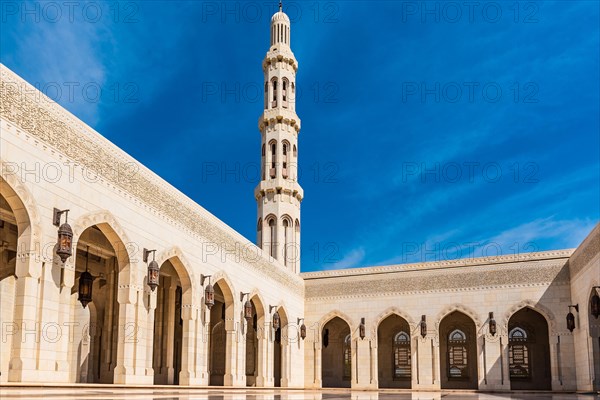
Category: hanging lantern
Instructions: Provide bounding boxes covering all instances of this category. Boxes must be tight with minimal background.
[420,315,427,338]
[272,311,280,330]
[78,247,94,308]
[359,317,366,340]
[143,248,159,291]
[567,304,578,332]
[566,311,575,332]
[592,289,600,319]
[300,322,306,340]
[489,312,497,336]
[244,300,253,321]
[205,282,214,309]
[148,259,159,291]
[54,208,73,263]
[323,328,329,348]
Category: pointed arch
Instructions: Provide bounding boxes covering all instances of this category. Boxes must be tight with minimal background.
[318,310,355,331]
[373,307,416,331]
[435,304,482,331]
[155,247,195,305]
[0,171,40,254]
[248,290,266,319]
[211,270,236,305]
[72,210,132,276]
[502,300,556,335]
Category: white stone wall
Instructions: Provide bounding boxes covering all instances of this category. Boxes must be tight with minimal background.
[568,224,600,392]
[0,64,305,386]
[302,252,579,391]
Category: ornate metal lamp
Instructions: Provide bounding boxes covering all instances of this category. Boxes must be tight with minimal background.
[270,305,280,330]
[489,312,497,336]
[78,246,94,308]
[298,318,306,340]
[567,304,579,332]
[53,208,72,263]
[241,292,253,321]
[420,315,427,338]
[143,248,159,291]
[592,287,600,319]
[359,317,366,340]
[201,274,214,309]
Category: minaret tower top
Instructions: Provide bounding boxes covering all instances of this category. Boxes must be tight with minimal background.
[255,2,302,273]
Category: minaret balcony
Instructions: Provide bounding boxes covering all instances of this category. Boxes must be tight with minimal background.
[258,108,301,132]
[255,178,304,201]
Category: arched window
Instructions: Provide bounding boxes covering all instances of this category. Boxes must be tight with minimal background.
[268,218,276,258]
[447,329,468,379]
[282,78,288,107]
[270,142,277,178]
[257,219,263,248]
[343,334,351,380]
[393,331,411,380]
[264,82,268,109]
[293,145,297,157]
[282,218,289,266]
[282,141,289,178]
[272,79,278,108]
[509,327,530,379]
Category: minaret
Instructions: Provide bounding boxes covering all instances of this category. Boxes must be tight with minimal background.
[255,2,303,273]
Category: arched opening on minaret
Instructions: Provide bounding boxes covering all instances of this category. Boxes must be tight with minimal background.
[266,216,277,259]
[269,141,277,179]
[257,218,263,248]
[282,216,292,266]
[271,78,278,108]
[282,140,290,178]
[282,78,289,108]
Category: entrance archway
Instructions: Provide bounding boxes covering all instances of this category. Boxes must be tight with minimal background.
[153,259,188,385]
[377,314,412,388]
[508,307,551,390]
[0,192,24,381]
[321,316,351,388]
[246,295,265,386]
[70,224,124,383]
[590,289,600,391]
[273,307,289,387]
[439,311,478,389]
[209,279,234,386]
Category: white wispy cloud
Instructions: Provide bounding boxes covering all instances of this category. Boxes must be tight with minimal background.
[324,247,366,270]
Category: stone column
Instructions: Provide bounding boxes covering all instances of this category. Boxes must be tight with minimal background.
[314,341,322,388]
[145,289,157,380]
[256,326,268,386]
[550,334,562,390]
[113,283,139,384]
[179,304,198,385]
[371,337,379,389]
[9,251,41,382]
[165,283,176,384]
[57,254,76,382]
[354,337,372,389]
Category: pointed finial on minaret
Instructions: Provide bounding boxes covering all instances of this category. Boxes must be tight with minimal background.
[279,1,282,11]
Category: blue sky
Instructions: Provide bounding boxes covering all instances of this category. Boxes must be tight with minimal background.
[1,1,598,272]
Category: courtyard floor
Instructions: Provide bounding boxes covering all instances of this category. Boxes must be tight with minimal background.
[0,387,598,400]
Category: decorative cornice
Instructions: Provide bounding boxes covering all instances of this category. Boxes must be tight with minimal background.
[304,258,570,300]
[302,249,574,280]
[0,64,305,296]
